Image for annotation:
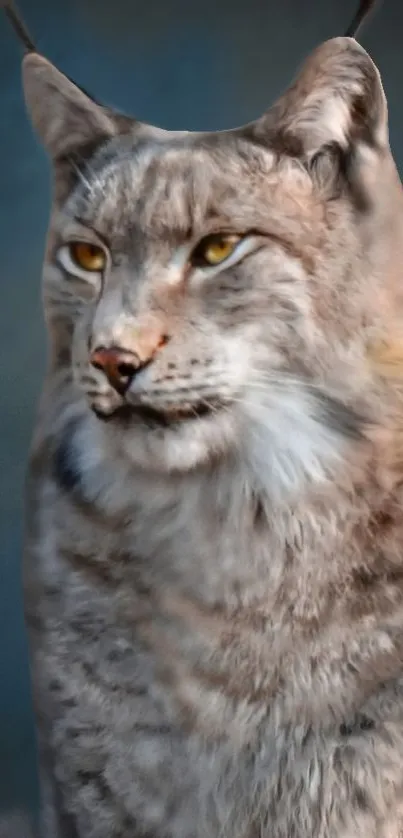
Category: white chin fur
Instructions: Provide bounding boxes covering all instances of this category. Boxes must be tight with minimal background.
[78,376,346,511]
[91,407,237,474]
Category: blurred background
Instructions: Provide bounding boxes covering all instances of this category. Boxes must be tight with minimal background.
[0,0,402,816]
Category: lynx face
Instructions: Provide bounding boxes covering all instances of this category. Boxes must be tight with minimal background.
[53,137,335,475]
[23,38,400,481]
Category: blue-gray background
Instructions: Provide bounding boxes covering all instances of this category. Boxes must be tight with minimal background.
[0,0,402,815]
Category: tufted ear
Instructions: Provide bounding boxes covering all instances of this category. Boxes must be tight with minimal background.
[248,37,388,180]
[22,52,122,160]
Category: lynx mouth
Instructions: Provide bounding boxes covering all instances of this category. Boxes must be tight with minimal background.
[92,401,215,427]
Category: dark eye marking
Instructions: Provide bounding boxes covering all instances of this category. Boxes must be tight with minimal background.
[72,217,110,249]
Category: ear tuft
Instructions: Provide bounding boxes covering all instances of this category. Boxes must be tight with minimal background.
[22,52,118,159]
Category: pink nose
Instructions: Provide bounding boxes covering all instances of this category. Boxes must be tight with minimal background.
[90,346,139,394]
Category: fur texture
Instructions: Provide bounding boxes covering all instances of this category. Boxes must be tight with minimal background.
[14,34,403,838]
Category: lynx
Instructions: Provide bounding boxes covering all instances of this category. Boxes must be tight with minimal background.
[6,1,403,836]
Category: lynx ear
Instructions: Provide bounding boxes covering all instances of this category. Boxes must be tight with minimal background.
[251,37,388,166]
[22,52,119,159]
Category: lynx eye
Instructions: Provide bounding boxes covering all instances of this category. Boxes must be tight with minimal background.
[57,240,107,281]
[68,242,106,272]
[191,234,241,267]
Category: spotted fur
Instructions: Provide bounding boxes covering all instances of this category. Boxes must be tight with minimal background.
[13,33,403,838]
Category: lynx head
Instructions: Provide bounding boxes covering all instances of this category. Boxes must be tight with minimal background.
[22,39,403,492]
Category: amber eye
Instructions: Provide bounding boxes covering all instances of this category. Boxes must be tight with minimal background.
[68,241,106,272]
[191,234,241,267]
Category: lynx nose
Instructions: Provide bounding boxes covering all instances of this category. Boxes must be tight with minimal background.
[90,346,141,395]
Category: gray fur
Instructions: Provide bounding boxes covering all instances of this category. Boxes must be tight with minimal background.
[11,36,403,838]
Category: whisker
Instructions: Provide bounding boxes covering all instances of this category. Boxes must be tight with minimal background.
[199,396,221,416]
